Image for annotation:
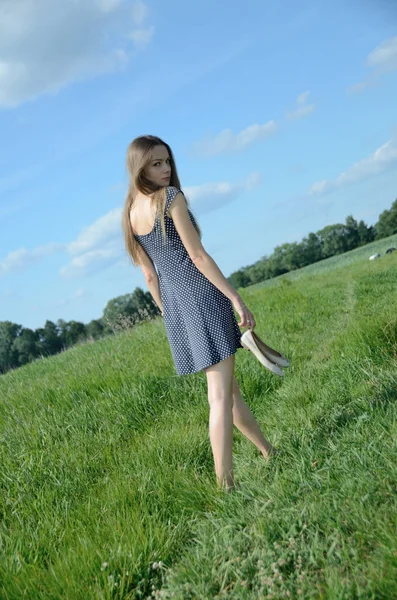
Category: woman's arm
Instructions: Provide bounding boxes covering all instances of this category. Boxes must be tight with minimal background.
[146,272,164,315]
[168,192,243,305]
[136,244,164,315]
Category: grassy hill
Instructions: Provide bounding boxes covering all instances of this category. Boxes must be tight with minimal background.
[1,240,397,599]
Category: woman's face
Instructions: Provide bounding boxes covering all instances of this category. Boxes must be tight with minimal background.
[144,145,171,187]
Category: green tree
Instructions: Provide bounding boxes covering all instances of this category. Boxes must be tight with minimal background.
[54,319,86,348]
[357,220,375,246]
[273,242,306,272]
[0,321,22,373]
[345,215,360,250]
[103,287,160,325]
[86,319,105,340]
[228,269,251,289]
[317,224,351,257]
[103,293,135,324]
[36,320,64,355]
[63,321,87,347]
[301,232,323,264]
[375,199,397,239]
[132,287,160,319]
[56,319,68,347]
[269,242,302,277]
[247,258,271,284]
[267,246,291,277]
[11,328,41,366]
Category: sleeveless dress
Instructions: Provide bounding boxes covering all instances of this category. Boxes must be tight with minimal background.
[134,186,243,375]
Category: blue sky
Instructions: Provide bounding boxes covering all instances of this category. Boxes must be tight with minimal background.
[0,0,396,330]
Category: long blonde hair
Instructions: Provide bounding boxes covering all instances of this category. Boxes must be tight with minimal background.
[122,135,202,266]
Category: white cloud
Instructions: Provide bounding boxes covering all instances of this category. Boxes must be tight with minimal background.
[60,245,123,279]
[297,91,310,105]
[0,242,65,276]
[347,35,397,95]
[287,104,316,120]
[347,79,378,95]
[59,206,124,278]
[0,0,154,108]
[97,0,124,13]
[367,36,397,72]
[308,139,397,196]
[184,172,261,215]
[130,0,149,24]
[129,26,155,49]
[286,90,316,120]
[68,207,122,256]
[54,207,151,279]
[192,121,277,156]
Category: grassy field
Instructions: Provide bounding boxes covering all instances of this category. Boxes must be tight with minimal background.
[1,239,397,599]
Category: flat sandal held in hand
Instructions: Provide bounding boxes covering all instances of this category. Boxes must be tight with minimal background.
[250,330,290,368]
[240,328,286,377]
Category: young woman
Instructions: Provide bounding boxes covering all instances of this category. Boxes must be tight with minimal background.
[122,135,275,492]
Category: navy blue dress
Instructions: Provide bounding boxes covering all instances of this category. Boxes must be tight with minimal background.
[134,186,243,375]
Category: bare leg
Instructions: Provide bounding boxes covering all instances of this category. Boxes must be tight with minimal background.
[203,355,235,491]
[231,375,276,459]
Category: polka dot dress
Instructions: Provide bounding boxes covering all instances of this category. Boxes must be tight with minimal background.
[134,186,243,375]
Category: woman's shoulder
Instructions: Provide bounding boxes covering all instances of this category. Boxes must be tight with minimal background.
[164,186,187,217]
[165,186,184,209]
[165,185,182,197]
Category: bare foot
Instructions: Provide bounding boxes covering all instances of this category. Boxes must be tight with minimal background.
[226,482,242,493]
[217,477,236,493]
[262,445,279,461]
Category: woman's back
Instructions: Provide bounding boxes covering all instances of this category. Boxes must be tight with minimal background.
[133,186,198,274]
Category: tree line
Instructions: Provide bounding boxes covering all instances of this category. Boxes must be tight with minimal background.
[1,198,396,375]
[228,199,397,288]
[0,288,160,375]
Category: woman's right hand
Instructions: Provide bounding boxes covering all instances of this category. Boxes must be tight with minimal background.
[233,297,256,330]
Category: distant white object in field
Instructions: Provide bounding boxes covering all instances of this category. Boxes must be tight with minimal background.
[369,253,381,260]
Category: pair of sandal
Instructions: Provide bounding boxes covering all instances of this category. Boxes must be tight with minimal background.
[240,328,290,376]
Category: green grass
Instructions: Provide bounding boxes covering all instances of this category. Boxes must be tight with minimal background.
[1,238,397,599]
